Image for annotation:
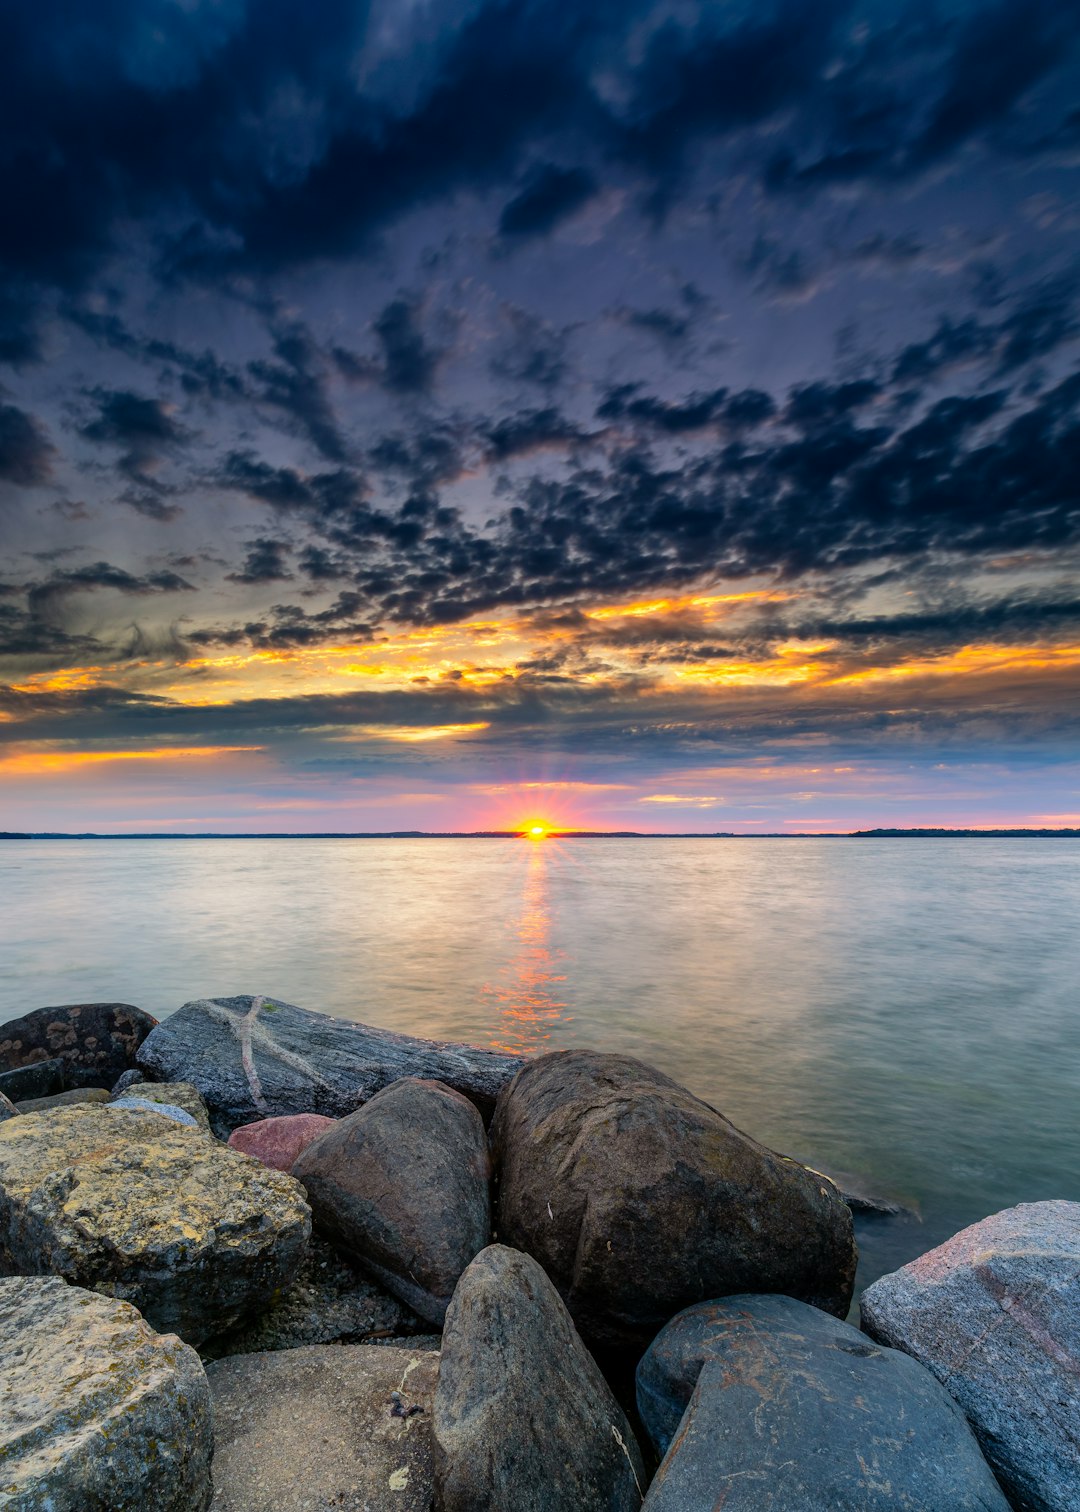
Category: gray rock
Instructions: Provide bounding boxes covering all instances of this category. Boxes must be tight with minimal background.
[110,1078,212,1131]
[202,1232,427,1359]
[0,1274,213,1512]
[862,1201,1080,1512]
[637,1294,1011,1511]
[111,1067,145,1096]
[293,1076,491,1325]
[433,1244,645,1512]
[138,994,525,1135]
[0,1091,18,1122]
[0,1002,157,1087]
[14,1086,111,1113]
[0,1103,311,1346]
[111,1095,201,1129]
[491,1051,857,1352]
[207,1343,439,1512]
[0,1057,66,1104]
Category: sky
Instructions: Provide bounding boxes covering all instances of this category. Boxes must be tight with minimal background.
[2,0,1080,833]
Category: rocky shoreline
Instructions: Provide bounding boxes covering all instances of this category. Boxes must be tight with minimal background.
[1,995,1076,1510]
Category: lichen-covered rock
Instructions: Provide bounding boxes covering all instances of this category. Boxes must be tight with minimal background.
[137,993,524,1134]
[227,1112,337,1170]
[0,1002,157,1087]
[110,1078,211,1132]
[293,1077,491,1326]
[207,1343,439,1511]
[0,1104,311,1346]
[491,1051,857,1351]
[862,1201,1080,1512]
[202,1232,427,1359]
[433,1245,645,1512]
[0,1274,213,1512]
[637,1294,1010,1511]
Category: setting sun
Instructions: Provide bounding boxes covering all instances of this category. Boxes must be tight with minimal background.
[525,823,549,840]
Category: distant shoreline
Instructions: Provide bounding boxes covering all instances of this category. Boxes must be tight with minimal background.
[3,829,1080,840]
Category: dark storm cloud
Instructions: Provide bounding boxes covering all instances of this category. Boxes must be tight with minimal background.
[371,298,443,395]
[0,403,54,485]
[246,314,349,462]
[78,388,189,485]
[499,165,598,238]
[26,563,195,618]
[226,538,294,586]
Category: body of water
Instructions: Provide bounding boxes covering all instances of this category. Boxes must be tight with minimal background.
[3,836,1079,1296]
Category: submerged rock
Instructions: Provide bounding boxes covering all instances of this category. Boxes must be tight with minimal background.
[293,1077,490,1325]
[0,1103,310,1346]
[136,993,524,1134]
[491,1050,857,1351]
[0,1274,213,1512]
[0,1001,157,1087]
[227,1111,337,1170]
[862,1200,1080,1512]
[433,1244,645,1512]
[207,1342,439,1512]
[637,1294,1010,1511]
[202,1232,427,1359]
[110,1078,212,1132]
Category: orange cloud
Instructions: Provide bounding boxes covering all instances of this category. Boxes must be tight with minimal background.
[0,745,263,775]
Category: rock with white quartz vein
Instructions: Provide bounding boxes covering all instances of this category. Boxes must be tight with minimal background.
[0,1274,213,1512]
[137,993,525,1134]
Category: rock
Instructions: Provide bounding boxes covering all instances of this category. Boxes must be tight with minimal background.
[137,993,524,1134]
[110,1078,212,1132]
[797,1158,919,1219]
[202,1232,427,1359]
[206,1343,439,1512]
[861,1201,1080,1512]
[293,1077,490,1326]
[111,1067,144,1095]
[0,1057,66,1104]
[433,1245,645,1512]
[0,1103,311,1346]
[227,1111,337,1170]
[111,1095,201,1129]
[14,1086,111,1113]
[1,1090,20,1121]
[636,1295,1011,1511]
[0,1274,213,1512]
[0,1001,157,1087]
[491,1051,857,1351]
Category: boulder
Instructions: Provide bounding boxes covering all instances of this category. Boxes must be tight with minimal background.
[227,1111,337,1170]
[0,1002,157,1087]
[1,1090,19,1121]
[15,1087,111,1113]
[636,1294,1010,1511]
[0,1058,66,1104]
[861,1201,1080,1512]
[433,1244,645,1512]
[111,1067,144,1095]
[0,1103,310,1346]
[136,993,524,1134]
[293,1077,490,1325]
[202,1232,427,1359]
[207,1342,439,1512]
[110,1078,212,1132]
[491,1051,856,1351]
[0,1274,213,1511]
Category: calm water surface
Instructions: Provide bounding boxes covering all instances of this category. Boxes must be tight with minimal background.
[3,837,1079,1295]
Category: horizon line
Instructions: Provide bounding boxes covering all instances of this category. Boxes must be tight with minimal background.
[4,828,1080,840]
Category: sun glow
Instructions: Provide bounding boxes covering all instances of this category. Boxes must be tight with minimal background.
[524,822,549,840]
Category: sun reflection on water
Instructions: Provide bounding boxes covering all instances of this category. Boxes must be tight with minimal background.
[482,841,569,1053]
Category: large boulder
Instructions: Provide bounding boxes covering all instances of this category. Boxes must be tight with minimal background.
[203,1232,427,1359]
[636,1294,1010,1510]
[227,1111,337,1170]
[0,1002,157,1087]
[862,1201,1080,1512]
[0,1103,310,1346]
[137,993,525,1134]
[0,1275,213,1511]
[109,1078,212,1132]
[293,1077,490,1325]
[491,1051,856,1351]
[207,1342,439,1511]
[433,1244,645,1511]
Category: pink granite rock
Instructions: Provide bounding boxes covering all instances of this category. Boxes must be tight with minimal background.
[228,1113,337,1171]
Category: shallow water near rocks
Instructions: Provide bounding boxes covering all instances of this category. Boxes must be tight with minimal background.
[3,836,1079,1297]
